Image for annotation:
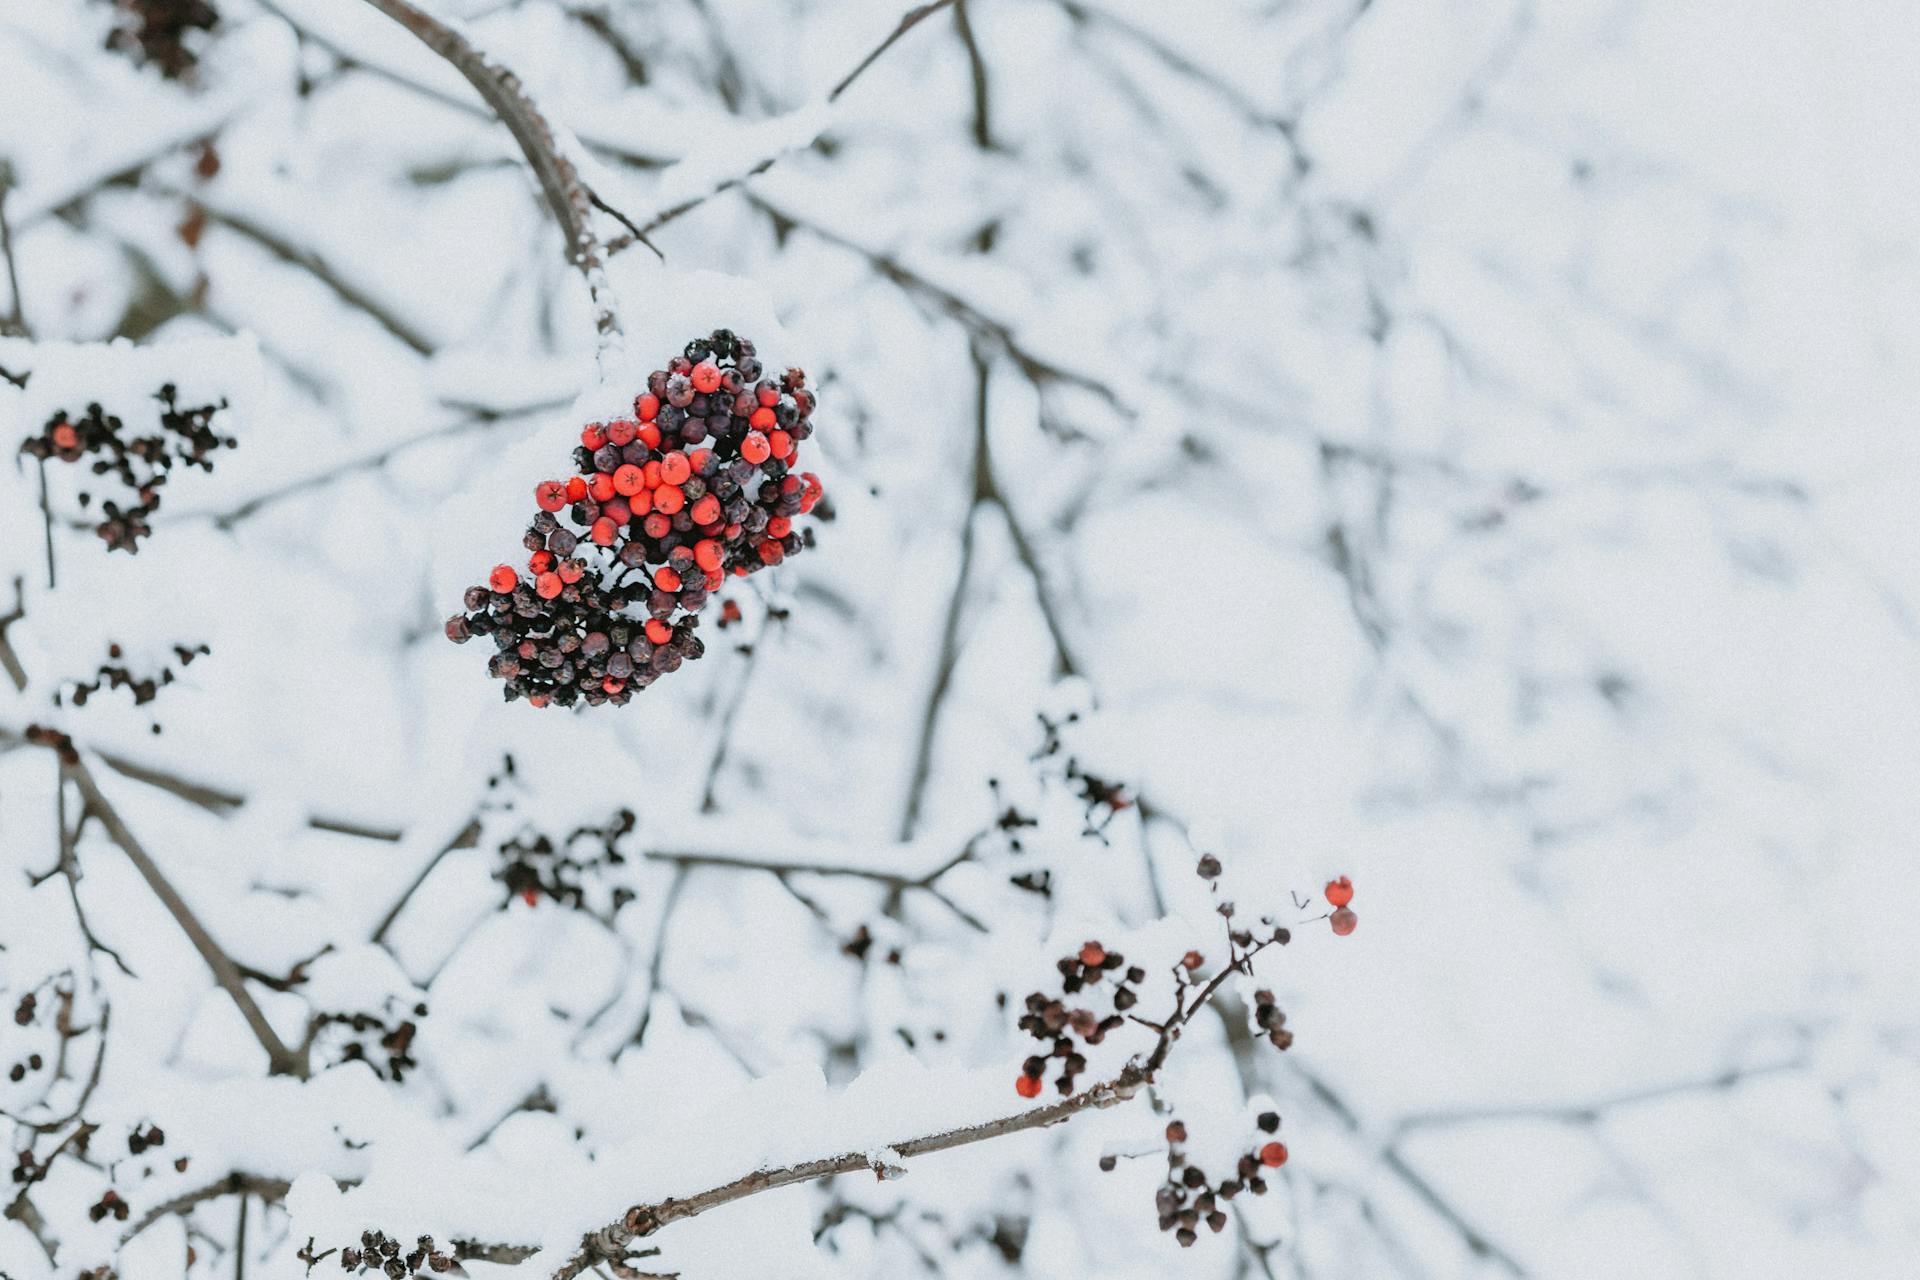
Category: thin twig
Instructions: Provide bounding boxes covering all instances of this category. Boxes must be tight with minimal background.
[829,0,961,101]
[0,167,27,337]
[357,0,623,351]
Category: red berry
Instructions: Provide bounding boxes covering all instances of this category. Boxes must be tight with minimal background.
[581,423,608,450]
[603,676,625,694]
[644,619,672,645]
[528,550,554,573]
[749,406,776,431]
[638,423,662,449]
[659,451,691,485]
[535,571,563,599]
[602,498,632,525]
[535,480,568,511]
[528,695,549,708]
[488,565,518,593]
[630,486,653,516]
[613,420,641,447]
[1181,950,1204,971]
[1079,942,1107,968]
[1325,876,1353,908]
[769,429,792,459]
[643,513,672,538]
[653,567,682,592]
[1015,1074,1043,1099]
[691,495,721,526]
[1330,907,1357,936]
[690,361,722,394]
[766,515,791,539]
[588,472,617,502]
[613,464,646,496]
[51,423,80,451]
[635,393,659,422]
[522,888,538,906]
[652,484,685,515]
[643,460,663,488]
[591,518,617,546]
[556,558,585,583]
[756,539,782,564]
[1259,1142,1287,1168]
[740,432,771,464]
[694,539,723,572]
[565,476,588,502]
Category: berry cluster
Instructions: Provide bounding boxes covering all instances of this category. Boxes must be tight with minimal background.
[311,1001,427,1083]
[497,807,636,912]
[126,1123,167,1155]
[1325,875,1358,935]
[5,1050,43,1084]
[1139,1116,1288,1247]
[444,330,824,707]
[18,386,234,552]
[101,0,219,80]
[1014,940,1144,1098]
[88,1188,129,1223]
[59,641,208,710]
[328,1231,454,1276]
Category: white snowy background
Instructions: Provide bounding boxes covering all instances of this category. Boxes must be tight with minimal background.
[2,1,1918,1278]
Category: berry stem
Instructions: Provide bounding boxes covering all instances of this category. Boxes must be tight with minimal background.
[355,0,624,356]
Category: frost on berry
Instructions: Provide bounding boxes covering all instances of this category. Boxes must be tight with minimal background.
[17,386,235,552]
[445,330,825,707]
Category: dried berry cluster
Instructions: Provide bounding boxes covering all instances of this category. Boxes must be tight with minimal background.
[5,1050,44,1084]
[18,386,234,552]
[1130,1117,1287,1247]
[1014,940,1144,1098]
[59,641,208,709]
[330,1231,454,1276]
[497,807,636,912]
[311,1002,427,1083]
[444,329,825,707]
[89,1188,130,1223]
[102,0,219,81]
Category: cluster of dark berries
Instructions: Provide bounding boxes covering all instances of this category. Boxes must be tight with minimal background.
[1250,988,1292,1052]
[126,1124,166,1155]
[445,330,825,708]
[1030,711,1132,840]
[6,1051,43,1083]
[13,992,35,1026]
[10,1150,42,1186]
[335,1231,453,1276]
[1325,875,1358,935]
[59,641,207,709]
[1014,940,1144,1098]
[101,0,219,80]
[497,808,636,913]
[88,1188,129,1223]
[18,386,233,552]
[1137,1118,1285,1247]
[21,724,79,764]
[311,1003,426,1083]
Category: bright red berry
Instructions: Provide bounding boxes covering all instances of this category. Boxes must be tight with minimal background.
[1079,942,1107,968]
[535,480,568,512]
[613,464,646,496]
[488,565,517,593]
[1325,876,1353,908]
[694,539,723,572]
[644,619,672,645]
[635,393,659,422]
[588,472,617,502]
[556,558,585,584]
[659,451,691,485]
[740,432,771,464]
[653,567,682,592]
[1259,1142,1287,1168]
[749,406,776,431]
[766,516,791,539]
[603,676,625,694]
[522,888,538,905]
[690,361,722,394]
[1015,1074,1043,1099]
[52,423,80,451]
[581,423,608,450]
[652,484,685,515]
[1330,908,1357,936]
[535,571,563,599]
[528,550,553,573]
[643,513,672,539]
[769,429,792,459]
[565,476,587,502]
[609,419,638,446]
[691,495,722,526]
[591,518,617,546]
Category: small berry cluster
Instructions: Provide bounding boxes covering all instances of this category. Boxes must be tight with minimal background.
[126,1123,167,1155]
[12,991,35,1026]
[59,642,208,709]
[1325,875,1358,935]
[311,1002,427,1083]
[6,1050,44,1083]
[101,0,219,80]
[1136,1117,1285,1247]
[497,808,637,914]
[88,1188,130,1223]
[445,330,824,707]
[18,386,234,552]
[1014,940,1144,1098]
[330,1231,454,1276]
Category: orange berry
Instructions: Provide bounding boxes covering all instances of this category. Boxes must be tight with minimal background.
[1330,907,1357,936]
[588,472,617,502]
[690,361,722,394]
[691,495,721,526]
[488,565,518,593]
[659,451,691,485]
[581,423,607,450]
[528,695,549,709]
[602,676,625,694]
[653,566,682,592]
[749,406,776,430]
[528,550,553,573]
[1015,1074,1043,1099]
[535,480,568,511]
[740,432,771,464]
[644,619,672,645]
[643,460,663,488]
[52,423,80,451]
[1079,942,1106,968]
[591,518,617,546]
[637,423,662,449]
[631,486,653,515]
[535,571,563,599]
[635,393,660,422]
[613,464,646,497]
[565,476,588,502]
[1325,876,1353,908]
[766,516,791,539]
[769,430,792,459]
[652,484,685,515]
[694,539,723,572]
[1259,1142,1287,1168]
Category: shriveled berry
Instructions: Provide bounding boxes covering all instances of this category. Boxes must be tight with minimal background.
[1330,907,1357,936]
